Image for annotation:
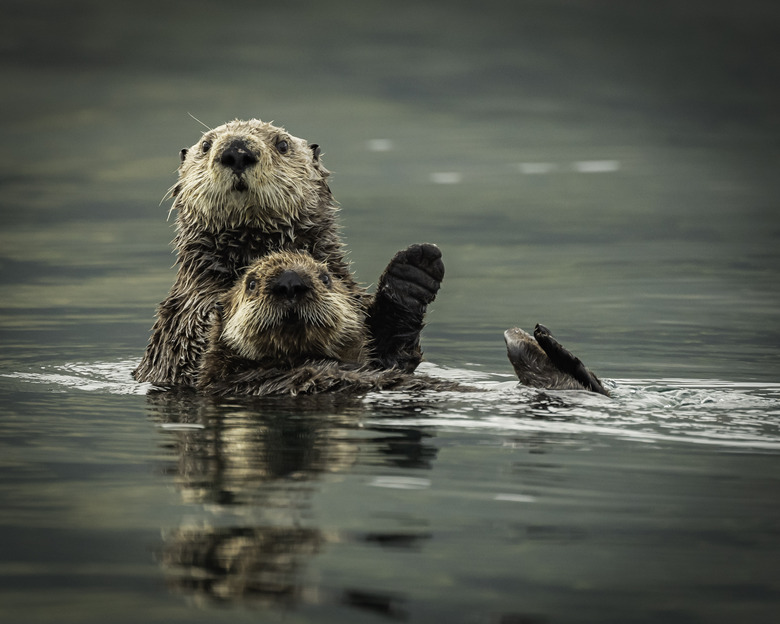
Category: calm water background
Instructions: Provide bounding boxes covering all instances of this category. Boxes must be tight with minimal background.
[1,1,779,622]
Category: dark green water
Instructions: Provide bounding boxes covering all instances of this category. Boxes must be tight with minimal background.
[1,1,779,622]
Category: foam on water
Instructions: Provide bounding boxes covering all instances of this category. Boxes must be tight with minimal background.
[3,359,151,396]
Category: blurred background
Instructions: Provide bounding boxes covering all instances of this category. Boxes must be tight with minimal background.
[1,0,779,379]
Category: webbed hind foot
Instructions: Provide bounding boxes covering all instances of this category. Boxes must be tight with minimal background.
[504,324,609,396]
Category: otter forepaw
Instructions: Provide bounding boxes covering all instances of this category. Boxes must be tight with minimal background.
[366,243,444,373]
[378,243,444,310]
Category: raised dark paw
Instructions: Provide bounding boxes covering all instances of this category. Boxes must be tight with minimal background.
[366,243,444,372]
[377,243,444,311]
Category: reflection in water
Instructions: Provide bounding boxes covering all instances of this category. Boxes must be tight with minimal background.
[162,525,323,607]
[148,391,360,506]
[146,390,440,611]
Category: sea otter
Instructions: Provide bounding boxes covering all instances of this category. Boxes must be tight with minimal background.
[197,250,608,397]
[133,118,443,387]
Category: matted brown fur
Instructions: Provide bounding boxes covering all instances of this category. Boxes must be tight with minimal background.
[133,119,360,387]
[198,251,459,397]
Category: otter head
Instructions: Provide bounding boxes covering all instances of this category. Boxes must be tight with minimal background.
[218,250,366,365]
[171,119,331,232]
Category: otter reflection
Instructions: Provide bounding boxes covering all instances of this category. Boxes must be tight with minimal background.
[161,525,324,606]
[148,392,438,608]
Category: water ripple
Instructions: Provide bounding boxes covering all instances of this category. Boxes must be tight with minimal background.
[4,361,779,451]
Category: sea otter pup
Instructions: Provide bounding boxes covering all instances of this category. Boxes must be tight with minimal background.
[198,250,608,397]
[133,118,443,387]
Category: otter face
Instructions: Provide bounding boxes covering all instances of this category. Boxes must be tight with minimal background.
[219,250,366,364]
[172,119,329,231]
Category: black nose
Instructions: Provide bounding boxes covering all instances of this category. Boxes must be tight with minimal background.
[219,140,258,174]
[271,270,310,301]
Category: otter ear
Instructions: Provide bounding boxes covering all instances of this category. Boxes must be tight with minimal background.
[310,143,321,161]
[179,148,188,162]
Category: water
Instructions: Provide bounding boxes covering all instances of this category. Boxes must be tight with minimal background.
[3,363,780,623]
[2,1,780,622]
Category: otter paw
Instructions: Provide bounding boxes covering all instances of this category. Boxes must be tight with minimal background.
[378,243,444,310]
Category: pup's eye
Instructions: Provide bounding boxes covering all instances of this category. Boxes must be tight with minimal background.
[247,279,257,292]
[276,139,289,154]
[319,272,331,287]
[201,140,211,153]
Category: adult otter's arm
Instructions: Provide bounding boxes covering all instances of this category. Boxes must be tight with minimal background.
[132,278,220,387]
[504,324,609,396]
[365,243,444,373]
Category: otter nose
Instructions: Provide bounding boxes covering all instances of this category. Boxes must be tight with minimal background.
[271,270,310,301]
[219,140,258,174]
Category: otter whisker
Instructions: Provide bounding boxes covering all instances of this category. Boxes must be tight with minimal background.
[188,112,212,131]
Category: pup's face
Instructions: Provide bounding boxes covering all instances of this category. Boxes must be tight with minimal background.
[219,250,365,364]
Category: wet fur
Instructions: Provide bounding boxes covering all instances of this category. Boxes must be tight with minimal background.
[217,251,365,364]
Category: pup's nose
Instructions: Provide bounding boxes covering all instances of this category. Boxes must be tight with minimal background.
[271,270,310,301]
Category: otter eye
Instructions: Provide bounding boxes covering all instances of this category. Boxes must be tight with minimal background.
[247,279,257,292]
[319,272,331,287]
[276,139,289,154]
[201,140,211,154]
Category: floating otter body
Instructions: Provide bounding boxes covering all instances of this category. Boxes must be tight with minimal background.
[198,250,608,397]
[133,119,442,387]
